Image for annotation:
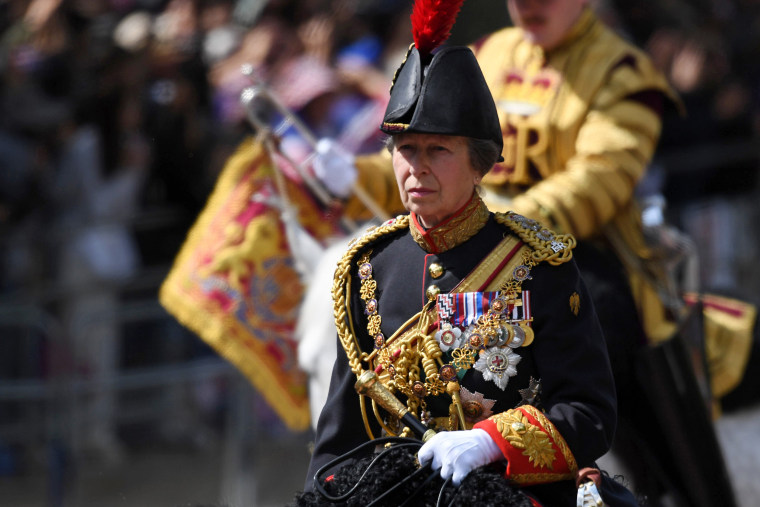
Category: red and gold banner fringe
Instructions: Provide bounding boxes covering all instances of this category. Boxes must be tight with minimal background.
[159,138,341,431]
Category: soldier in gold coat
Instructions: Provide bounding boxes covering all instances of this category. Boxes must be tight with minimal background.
[473,3,739,506]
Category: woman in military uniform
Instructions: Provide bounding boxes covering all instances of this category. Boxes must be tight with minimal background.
[303,9,635,502]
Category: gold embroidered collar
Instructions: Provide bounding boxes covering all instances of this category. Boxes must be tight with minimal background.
[409,194,490,253]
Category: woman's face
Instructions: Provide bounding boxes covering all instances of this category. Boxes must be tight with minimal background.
[392,133,480,229]
[507,0,588,51]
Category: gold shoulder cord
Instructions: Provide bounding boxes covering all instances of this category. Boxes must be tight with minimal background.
[332,216,410,376]
[332,217,410,438]
[495,211,576,265]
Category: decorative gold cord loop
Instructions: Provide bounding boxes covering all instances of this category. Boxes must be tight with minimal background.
[495,212,576,266]
[332,217,410,377]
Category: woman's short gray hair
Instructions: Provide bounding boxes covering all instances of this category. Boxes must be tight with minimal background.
[385,135,501,176]
[466,137,502,176]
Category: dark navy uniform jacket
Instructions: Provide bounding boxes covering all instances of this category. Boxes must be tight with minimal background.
[304,205,629,505]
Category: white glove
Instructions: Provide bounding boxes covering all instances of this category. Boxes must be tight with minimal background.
[312,138,357,198]
[418,428,504,486]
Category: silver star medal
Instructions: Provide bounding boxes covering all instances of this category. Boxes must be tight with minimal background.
[473,347,521,390]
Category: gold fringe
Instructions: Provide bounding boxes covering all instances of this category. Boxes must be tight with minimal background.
[693,293,758,398]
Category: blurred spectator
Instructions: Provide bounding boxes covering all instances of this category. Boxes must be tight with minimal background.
[47,87,148,464]
[206,3,400,166]
[0,0,72,293]
[142,0,213,216]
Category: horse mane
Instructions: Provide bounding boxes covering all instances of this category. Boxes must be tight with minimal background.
[291,443,533,507]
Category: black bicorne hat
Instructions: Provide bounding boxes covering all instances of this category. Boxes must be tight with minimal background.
[380,44,503,154]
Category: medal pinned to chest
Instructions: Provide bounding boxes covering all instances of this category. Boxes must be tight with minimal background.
[434,276,534,390]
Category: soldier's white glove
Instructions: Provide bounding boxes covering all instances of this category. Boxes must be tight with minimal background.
[312,138,357,198]
[418,428,504,486]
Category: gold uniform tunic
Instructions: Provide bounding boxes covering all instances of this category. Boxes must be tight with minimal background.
[473,8,679,344]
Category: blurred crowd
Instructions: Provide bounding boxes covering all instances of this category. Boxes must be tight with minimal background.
[0,0,413,474]
[0,0,414,293]
[0,0,759,482]
[1,0,758,295]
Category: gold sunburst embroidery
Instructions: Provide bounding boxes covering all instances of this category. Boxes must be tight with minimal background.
[493,410,556,469]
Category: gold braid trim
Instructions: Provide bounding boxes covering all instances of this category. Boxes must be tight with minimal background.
[409,195,490,253]
[388,43,415,93]
[510,472,575,484]
[495,212,576,266]
[332,216,410,377]
[418,307,442,382]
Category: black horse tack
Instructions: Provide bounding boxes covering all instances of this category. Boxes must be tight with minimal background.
[292,437,533,507]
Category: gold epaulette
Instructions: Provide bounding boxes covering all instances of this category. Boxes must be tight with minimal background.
[332,215,411,377]
[495,211,576,266]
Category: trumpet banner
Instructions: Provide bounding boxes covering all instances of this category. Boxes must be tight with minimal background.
[159,138,341,431]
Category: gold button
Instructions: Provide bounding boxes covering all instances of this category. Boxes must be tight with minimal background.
[428,262,444,279]
[426,285,441,301]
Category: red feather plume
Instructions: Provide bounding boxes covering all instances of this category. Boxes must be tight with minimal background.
[411,0,466,57]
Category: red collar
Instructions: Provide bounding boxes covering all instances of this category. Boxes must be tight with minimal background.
[409,194,490,253]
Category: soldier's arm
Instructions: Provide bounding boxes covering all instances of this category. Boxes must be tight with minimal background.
[509,65,668,239]
[342,150,406,221]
